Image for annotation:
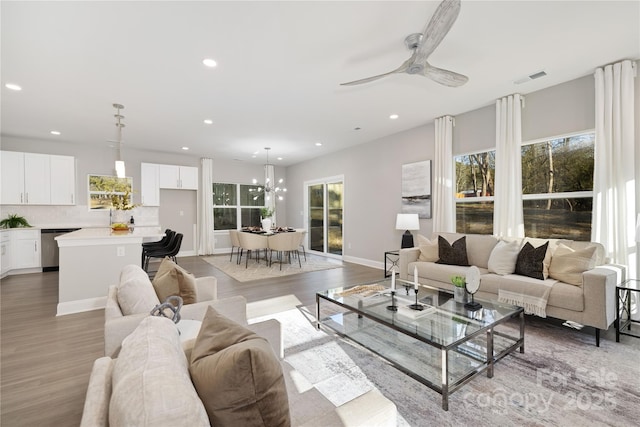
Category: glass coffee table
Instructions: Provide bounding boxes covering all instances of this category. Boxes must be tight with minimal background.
[316,278,524,410]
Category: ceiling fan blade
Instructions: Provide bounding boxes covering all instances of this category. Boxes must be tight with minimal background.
[423,62,468,87]
[414,0,461,64]
[340,56,413,86]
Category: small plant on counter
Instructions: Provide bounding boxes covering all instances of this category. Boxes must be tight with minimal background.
[451,275,466,288]
[0,214,31,229]
[109,190,138,211]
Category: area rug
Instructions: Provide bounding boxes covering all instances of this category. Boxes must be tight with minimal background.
[249,306,640,426]
[202,254,343,282]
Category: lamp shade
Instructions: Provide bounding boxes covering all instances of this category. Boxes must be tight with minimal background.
[396,214,420,231]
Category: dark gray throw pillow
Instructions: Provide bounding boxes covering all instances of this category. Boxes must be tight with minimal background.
[436,236,470,266]
[515,241,549,280]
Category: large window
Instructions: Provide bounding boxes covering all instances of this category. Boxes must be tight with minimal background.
[454,151,495,234]
[213,183,264,230]
[453,131,594,240]
[522,132,594,240]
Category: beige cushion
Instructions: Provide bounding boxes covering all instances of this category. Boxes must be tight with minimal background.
[416,234,438,262]
[117,265,160,315]
[549,244,597,286]
[152,257,198,304]
[110,316,209,426]
[487,240,520,275]
[190,306,290,427]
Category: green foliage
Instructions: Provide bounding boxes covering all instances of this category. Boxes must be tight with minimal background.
[451,275,466,287]
[260,207,274,218]
[0,214,31,228]
[110,189,138,211]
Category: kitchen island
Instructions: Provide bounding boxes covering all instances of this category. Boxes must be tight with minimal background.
[55,226,164,315]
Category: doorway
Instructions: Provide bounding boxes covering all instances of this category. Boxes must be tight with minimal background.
[305,176,343,258]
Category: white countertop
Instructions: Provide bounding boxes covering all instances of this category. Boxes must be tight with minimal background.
[56,226,163,240]
[55,226,164,247]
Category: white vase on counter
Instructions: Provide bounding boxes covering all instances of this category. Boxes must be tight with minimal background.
[261,217,272,232]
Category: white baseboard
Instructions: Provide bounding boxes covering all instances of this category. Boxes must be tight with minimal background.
[57,296,106,316]
[342,255,384,271]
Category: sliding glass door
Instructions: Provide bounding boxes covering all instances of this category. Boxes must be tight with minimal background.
[306,177,343,257]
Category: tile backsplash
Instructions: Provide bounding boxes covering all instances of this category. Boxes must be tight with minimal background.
[0,205,159,228]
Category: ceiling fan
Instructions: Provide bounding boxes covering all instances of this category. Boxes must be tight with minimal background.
[340,0,468,88]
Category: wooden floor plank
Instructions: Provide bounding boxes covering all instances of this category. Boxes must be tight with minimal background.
[0,255,381,426]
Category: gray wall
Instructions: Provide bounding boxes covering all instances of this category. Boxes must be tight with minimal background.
[3,69,633,267]
[286,73,598,266]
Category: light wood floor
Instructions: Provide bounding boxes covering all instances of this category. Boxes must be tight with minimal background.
[0,255,381,426]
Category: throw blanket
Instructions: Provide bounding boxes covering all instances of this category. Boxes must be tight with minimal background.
[497,275,557,317]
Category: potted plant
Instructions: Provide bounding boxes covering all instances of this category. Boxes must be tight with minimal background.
[260,207,274,231]
[451,275,468,303]
[109,190,139,229]
[0,214,31,229]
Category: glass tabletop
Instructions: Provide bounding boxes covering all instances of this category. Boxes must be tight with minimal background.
[318,277,523,349]
[617,279,640,290]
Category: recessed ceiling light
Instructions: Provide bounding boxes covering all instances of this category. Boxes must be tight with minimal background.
[5,83,22,91]
[389,114,399,120]
[315,142,322,147]
[203,119,213,125]
[50,130,61,135]
[202,58,217,68]
[181,146,189,150]
[277,157,283,161]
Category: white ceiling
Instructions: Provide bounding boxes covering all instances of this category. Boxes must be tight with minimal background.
[2,1,639,166]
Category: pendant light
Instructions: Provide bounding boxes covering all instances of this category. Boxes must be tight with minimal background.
[113,103,126,178]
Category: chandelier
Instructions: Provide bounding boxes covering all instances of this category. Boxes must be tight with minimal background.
[250,147,287,202]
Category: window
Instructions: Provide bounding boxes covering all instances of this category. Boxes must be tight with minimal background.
[521,132,594,240]
[88,175,132,210]
[213,183,264,230]
[454,151,495,234]
[453,131,595,240]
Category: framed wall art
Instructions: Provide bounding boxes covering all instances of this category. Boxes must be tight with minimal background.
[401,160,432,219]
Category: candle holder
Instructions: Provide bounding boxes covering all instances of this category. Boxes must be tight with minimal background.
[386,290,398,311]
[409,288,424,311]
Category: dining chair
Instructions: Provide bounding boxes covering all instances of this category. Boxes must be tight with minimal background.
[228,229,242,263]
[268,232,302,270]
[237,232,268,268]
[296,229,307,261]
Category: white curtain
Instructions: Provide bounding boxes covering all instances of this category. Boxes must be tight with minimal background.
[433,115,455,232]
[494,94,525,238]
[198,158,215,255]
[592,60,637,282]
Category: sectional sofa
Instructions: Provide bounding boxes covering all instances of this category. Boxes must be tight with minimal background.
[399,232,626,346]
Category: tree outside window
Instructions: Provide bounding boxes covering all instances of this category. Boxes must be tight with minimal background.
[213,183,265,230]
[455,151,495,234]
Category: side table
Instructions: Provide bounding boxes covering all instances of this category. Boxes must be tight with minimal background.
[384,250,400,278]
[616,279,640,341]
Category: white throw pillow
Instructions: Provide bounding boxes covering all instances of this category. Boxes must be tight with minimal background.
[110,316,209,426]
[549,243,597,286]
[487,240,520,275]
[416,234,438,262]
[117,266,160,315]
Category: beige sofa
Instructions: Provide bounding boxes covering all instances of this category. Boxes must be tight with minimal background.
[82,315,398,427]
[399,232,626,346]
[104,263,282,358]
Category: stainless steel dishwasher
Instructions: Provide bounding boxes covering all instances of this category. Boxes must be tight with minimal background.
[41,228,79,271]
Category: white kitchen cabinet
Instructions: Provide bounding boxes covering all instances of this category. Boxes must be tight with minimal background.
[24,153,51,204]
[1,151,25,204]
[0,151,75,206]
[140,163,160,206]
[12,229,41,269]
[1,231,11,276]
[50,155,76,205]
[158,164,198,190]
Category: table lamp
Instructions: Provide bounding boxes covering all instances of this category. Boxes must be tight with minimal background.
[396,213,420,249]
